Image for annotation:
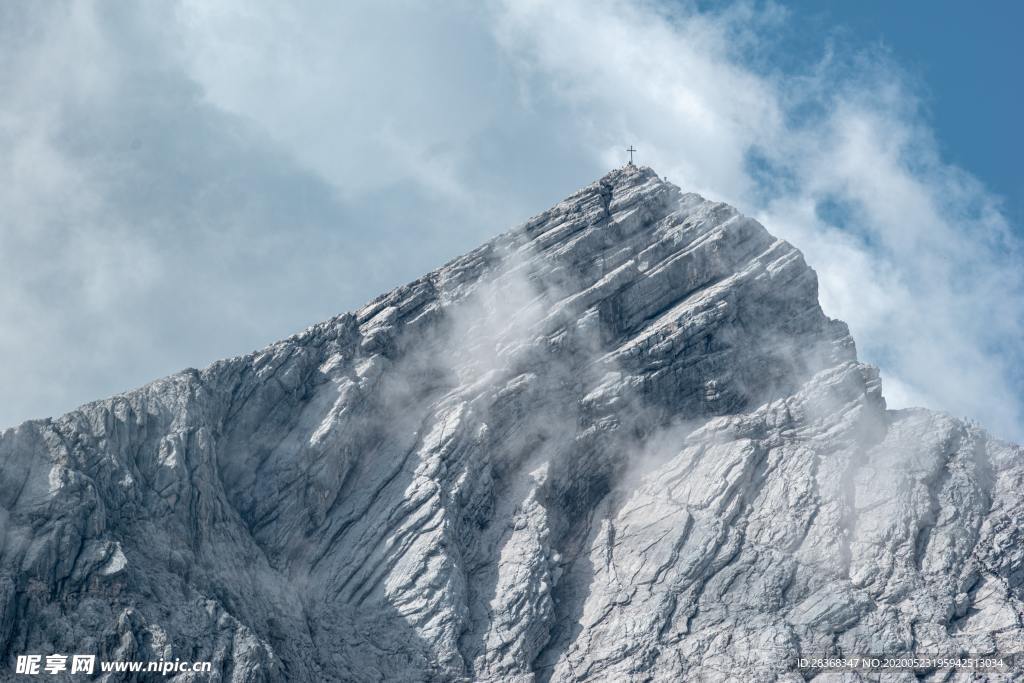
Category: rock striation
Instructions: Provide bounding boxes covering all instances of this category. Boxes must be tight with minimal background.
[0,165,1021,681]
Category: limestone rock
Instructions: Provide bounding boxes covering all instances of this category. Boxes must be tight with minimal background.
[0,166,1020,681]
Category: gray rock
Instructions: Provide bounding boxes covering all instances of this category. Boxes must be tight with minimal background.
[0,165,1020,681]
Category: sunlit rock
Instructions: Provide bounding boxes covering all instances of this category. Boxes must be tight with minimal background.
[0,166,1020,680]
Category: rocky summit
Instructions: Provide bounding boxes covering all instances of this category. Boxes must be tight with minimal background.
[1,165,1021,681]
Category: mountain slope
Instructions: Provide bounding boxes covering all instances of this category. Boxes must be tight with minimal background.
[0,166,1021,681]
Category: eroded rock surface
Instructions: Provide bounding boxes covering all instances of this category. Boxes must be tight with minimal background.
[1,166,1021,681]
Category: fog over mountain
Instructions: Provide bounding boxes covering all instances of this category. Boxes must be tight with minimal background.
[1,167,1020,680]
[3,2,1022,446]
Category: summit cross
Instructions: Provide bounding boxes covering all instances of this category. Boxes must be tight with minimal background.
[626,145,637,165]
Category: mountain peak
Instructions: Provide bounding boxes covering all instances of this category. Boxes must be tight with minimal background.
[1,169,1020,680]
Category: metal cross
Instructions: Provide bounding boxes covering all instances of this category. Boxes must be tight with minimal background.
[626,145,637,165]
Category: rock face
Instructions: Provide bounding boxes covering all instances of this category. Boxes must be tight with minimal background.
[1,165,1021,681]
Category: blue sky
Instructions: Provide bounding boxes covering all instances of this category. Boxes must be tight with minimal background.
[774,0,1023,226]
[0,1,1021,440]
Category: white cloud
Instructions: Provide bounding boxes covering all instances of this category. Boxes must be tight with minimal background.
[172,1,513,209]
[0,0,1020,441]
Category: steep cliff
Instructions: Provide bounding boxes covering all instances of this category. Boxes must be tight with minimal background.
[1,166,1020,681]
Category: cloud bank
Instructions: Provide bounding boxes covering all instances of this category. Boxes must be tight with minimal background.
[1,0,1020,440]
